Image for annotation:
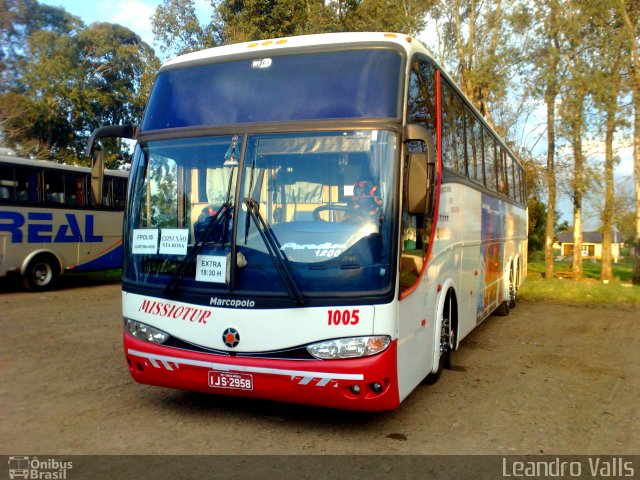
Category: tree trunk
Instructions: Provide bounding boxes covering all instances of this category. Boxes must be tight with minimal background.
[544,22,560,281]
[571,121,584,279]
[544,86,557,280]
[633,93,640,284]
[600,107,615,281]
[620,0,640,284]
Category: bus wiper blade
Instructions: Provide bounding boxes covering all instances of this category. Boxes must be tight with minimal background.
[164,202,232,295]
[243,197,305,305]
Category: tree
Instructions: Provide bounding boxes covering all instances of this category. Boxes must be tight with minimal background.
[151,0,218,57]
[151,0,435,57]
[5,28,80,159]
[618,0,640,284]
[525,0,563,279]
[428,0,524,130]
[613,176,636,245]
[527,196,547,252]
[557,0,597,280]
[0,1,83,158]
[590,1,626,281]
[0,1,159,165]
[215,0,329,45]
[1,0,83,89]
[338,0,431,34]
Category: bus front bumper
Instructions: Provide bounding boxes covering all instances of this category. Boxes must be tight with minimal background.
[124,333,400,411]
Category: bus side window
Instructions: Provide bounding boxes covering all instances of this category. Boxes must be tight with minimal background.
[509,156,516,201]
[441,81,466,176]
[518,166,525,204]
[14,167,37,202]
[483,129,497,192]
[401,58,437,292]
[465,107,484,185]
[45,171,65,204]
[102,178,112,208]
[407,59,436,133]
[0,165,12,201]
[113,178,126,210]
[63,174,85,206]
[497,147,508,197]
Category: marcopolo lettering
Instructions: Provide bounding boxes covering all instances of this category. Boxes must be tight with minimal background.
[210,297,256,308]
[139,299,211,324]
[0,211,103,243]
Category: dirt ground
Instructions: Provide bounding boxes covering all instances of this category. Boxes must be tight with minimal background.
[1,274,639,456]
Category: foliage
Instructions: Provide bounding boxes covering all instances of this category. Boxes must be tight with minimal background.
[151,0,435,57]
[436,1,516,124]
[151,0,219,57]
[0,0,159,165]
[527,196,546,252]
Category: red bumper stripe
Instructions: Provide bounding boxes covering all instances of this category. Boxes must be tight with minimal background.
[127,348,365,381]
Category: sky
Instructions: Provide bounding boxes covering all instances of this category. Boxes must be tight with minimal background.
[38,0,635,230]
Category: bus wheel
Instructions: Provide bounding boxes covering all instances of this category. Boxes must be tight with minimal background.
[508,264,517,309]
[494,298,510,316]
[23,255,58,291]
[424,289,456,385]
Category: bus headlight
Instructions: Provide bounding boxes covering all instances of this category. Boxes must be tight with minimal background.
[124,318,170,345]
[306,336,391,359]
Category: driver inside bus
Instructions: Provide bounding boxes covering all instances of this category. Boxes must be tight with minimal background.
[345,179,383,223]
[193,204,232,243]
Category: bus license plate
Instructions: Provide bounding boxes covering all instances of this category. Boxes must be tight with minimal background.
[208,371,253,391]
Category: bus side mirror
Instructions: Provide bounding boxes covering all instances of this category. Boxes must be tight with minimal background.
[404,124,436,216]
[85,125,137,207]
[91,150,104,206]
[85,125,137,158]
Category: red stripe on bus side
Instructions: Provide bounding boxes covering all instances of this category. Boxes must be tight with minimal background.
[400,70,442,300]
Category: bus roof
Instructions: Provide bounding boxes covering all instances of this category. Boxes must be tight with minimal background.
[162,32,419,70]
[0,154,128,178]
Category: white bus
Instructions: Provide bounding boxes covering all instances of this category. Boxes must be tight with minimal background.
[0,154,127,290]
[89,32,527,411]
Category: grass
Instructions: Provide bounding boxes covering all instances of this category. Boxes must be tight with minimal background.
[520,253,640,306]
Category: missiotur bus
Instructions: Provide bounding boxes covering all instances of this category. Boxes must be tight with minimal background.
[0,154,127,290]
[88,32,527,411]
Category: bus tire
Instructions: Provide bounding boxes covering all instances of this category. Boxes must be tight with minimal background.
[494,299,510,316]
[23,254,58,291]
[423,289,456,385]
[508,262,518,309]
[508,286,517,309]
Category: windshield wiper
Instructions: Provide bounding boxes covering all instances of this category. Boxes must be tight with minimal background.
[243,197,305,305]
[164,202,233,295]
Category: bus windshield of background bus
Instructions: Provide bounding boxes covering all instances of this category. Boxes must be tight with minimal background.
[141,49,402,131]
[125,131,396,297]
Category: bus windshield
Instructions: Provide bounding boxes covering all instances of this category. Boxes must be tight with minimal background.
[141,49,402,131]
[125,130,397,298]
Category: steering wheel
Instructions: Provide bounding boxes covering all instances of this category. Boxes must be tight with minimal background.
[312,204,366,222]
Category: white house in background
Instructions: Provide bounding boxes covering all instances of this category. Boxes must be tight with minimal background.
[555,231,623,262]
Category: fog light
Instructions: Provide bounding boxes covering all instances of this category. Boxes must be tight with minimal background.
[124,318,170,344]
[350,385,361,394]
[370,382,383,393]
